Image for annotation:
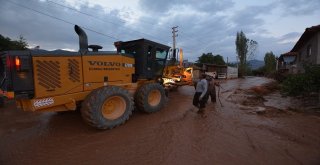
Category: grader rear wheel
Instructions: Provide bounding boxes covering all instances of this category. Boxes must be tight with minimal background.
[101,96,126,120]
[135,83,166,113]
[81,86,134,129]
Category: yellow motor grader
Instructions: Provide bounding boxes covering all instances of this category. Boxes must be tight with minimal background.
[0,25,170,129]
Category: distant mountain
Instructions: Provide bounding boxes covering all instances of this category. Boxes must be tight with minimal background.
[248,59,264,70]
[228,59,264,70]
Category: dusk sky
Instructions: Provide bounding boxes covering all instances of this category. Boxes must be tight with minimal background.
[1,0,319,62]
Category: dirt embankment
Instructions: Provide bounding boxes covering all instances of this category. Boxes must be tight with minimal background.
[0,77,319,165]
[227,80,320,117]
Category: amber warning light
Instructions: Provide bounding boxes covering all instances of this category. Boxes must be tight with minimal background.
[15,56,21,71]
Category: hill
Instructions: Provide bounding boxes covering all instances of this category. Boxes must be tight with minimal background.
[248,59,264,70]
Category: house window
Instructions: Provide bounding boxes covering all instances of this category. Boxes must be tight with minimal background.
[307,45,312,57]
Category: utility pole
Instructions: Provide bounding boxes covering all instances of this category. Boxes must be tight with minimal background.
[172,26,178,62]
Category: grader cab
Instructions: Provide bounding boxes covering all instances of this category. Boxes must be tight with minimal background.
[0,25,170,129]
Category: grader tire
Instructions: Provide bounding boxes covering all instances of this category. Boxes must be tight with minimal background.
[81,86,134,130]
[135,83,166,113]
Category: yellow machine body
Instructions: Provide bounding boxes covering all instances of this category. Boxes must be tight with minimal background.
[2,25,170,130]
[16,53,138,112]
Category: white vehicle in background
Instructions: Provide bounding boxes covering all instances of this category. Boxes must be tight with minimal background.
[217,73,227,79]
[205,72,216,79]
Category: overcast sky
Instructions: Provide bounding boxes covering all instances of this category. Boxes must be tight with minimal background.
[0,0,319,62]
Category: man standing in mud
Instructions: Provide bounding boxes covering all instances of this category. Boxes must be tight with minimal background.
[205,74,219,103]
[193,74,208,115]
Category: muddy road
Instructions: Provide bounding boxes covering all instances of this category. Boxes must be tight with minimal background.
[1,77,320,165]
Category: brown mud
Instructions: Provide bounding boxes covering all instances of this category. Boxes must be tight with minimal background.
[0,77,319,165]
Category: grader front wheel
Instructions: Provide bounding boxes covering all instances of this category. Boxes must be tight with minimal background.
[81,86,134,129]
[148,89,161,106]
[135,83,166,113]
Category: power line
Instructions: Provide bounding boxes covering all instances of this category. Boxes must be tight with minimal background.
[47,0,212,51]
[67,0,157,26]
[46,1,202,54]
[48,0,128,23]
[6,0,204,57]
[7,0,120,40]
[47,0,170,44]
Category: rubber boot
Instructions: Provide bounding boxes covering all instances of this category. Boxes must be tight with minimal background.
[197,108,204,114]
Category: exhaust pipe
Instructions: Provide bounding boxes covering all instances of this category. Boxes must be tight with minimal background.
[74,25,88,54]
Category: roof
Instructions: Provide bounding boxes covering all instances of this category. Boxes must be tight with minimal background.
[279,52,297,61]
[291,25,320,52]
[115,38,170,50]
[202,63,227,67]
[281,52,297,56]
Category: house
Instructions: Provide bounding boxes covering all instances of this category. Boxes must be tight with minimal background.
[277,52,298,74]
[279,25,320,73]
[202,63,228,79]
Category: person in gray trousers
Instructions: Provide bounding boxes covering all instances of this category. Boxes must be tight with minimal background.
[193,74,208,114]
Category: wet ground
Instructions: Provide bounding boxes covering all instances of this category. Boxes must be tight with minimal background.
[1,77,319,165]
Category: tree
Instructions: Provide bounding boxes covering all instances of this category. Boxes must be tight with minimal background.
[196,53,214,64]
[252,66,266,76]
[235,31,247,77]
[17,35,28,49]
[235,31,258,77]
[196,53,226,65]
[248,40,258,60]
[213,54,226,65]
[0,34,28,51]
[264,51,276,74]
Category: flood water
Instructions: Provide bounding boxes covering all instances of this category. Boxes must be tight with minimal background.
[0,77,319,165]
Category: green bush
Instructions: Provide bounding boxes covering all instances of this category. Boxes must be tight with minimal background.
[281,65,320,96]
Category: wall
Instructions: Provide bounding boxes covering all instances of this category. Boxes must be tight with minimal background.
[227,66,238,79]
[296,31,320,73]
